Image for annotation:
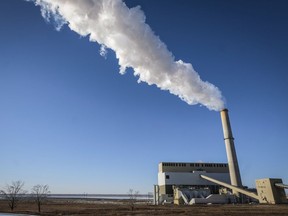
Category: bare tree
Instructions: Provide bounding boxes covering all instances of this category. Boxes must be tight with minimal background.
[31,184,50,213]
[127,189,139,211]
[0,180,26,211]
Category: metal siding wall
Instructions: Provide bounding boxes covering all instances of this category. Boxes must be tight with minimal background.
[161,172,230,186]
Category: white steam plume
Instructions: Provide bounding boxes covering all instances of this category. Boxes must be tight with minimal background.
[30,0,225,111]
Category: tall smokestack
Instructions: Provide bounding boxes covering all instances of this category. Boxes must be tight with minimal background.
[220,109,242,196]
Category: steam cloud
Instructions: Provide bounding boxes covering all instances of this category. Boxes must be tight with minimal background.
[30,0,225,111]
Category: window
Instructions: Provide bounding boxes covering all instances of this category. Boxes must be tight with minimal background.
[166,175,170,179]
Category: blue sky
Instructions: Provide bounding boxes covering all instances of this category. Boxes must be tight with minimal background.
[0,0,287,194]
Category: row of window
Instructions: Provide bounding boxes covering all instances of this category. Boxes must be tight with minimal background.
[162,163,228,168]
[163,163,186,167]
[203,163,227,168]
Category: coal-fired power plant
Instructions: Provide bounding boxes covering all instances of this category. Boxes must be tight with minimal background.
[154,108,288,205]
[220,109,242,195]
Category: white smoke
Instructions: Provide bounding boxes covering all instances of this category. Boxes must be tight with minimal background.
[30,0,225,111]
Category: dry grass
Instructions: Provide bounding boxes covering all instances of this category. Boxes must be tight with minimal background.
[0,199,288,216]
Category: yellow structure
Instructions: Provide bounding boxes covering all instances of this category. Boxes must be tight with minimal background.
[256,178,287,204]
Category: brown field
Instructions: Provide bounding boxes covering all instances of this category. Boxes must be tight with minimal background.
[0,199,288,216]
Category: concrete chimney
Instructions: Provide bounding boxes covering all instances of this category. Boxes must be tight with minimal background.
[220,109,242,196]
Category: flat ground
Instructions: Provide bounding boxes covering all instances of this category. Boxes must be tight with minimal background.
[0,199,288,216]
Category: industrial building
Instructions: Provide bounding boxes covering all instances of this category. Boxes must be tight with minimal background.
[154,109,288,205]
[158,162,230,195]
[156,162,231,204]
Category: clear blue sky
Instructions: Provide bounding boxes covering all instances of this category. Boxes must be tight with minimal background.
[0,0,287,194]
